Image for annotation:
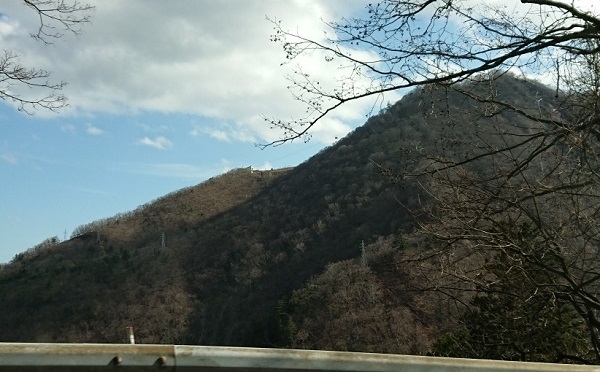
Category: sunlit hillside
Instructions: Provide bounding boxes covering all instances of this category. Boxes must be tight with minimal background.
[0,74,573,359]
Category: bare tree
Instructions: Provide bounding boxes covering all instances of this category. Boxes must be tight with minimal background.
[266,0,600,146]
[271,0,600,363]
[0,0,93,113]
[383,34,600,361]
[412,72,600,362]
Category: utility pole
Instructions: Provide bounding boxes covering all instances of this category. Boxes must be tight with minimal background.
[161,232,166,250]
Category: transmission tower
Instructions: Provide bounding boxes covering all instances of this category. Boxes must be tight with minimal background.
[360,240,366,267]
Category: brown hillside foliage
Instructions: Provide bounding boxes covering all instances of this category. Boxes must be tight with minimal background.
[0,168,288,343]
[1,75,585,362]
[278,237,445,354]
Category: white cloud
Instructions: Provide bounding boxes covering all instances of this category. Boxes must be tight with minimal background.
[63,184,111,196]
[61,124,76,133]
[256,162,273,171]
[10,1,592,146]
[120,160,234,179]
[137,122,169,133]
[138,136,172,150]
[1,153,18,165]
[207,129,230,142]
[135,163,208,178]
[188,125,229,141]
[0,13,21,41]
[85,123,104,136]
[191,123,257,143]
[0,0,370,144]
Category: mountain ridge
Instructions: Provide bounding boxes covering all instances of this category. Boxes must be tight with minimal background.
[0,73,563,353]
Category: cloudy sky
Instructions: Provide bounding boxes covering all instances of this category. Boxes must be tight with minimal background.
[1,0,598,263]
[0,0,380,263]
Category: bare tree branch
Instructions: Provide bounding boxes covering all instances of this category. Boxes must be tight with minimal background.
[265,0,600,146]
[23,0,94,42]
[0,1,93,113]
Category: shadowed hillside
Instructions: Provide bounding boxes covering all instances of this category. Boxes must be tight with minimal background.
[0,74,567,355]
[0,167,290,343]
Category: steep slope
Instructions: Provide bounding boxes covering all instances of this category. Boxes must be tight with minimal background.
[0,168,290,343]
[178,73,564,347]
[0,74,561,350]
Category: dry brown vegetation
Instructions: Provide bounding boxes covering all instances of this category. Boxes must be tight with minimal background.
[0,168,289,344]
[0,75,589,361]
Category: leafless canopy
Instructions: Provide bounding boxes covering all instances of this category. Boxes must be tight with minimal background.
[271,0,600,362]
[410,67,600,357]
[266,0,600,146]
[0,0,93,113]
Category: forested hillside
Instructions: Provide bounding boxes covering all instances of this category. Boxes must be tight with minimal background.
[0,74,587,362]
[0,167,290,343]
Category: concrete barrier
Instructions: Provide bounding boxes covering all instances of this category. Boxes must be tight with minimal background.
[0,343,599,371]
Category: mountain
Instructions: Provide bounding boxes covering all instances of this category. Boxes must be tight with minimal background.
[0,74,561,353]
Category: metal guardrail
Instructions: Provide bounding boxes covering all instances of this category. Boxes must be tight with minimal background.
[1,343,600,371]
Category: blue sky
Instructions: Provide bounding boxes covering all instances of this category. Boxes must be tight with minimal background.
[2,0,598,263]
[0,0,376,263]
[0,105,327,263]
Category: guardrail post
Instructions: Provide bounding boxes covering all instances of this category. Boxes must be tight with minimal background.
[126,326,135,344]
